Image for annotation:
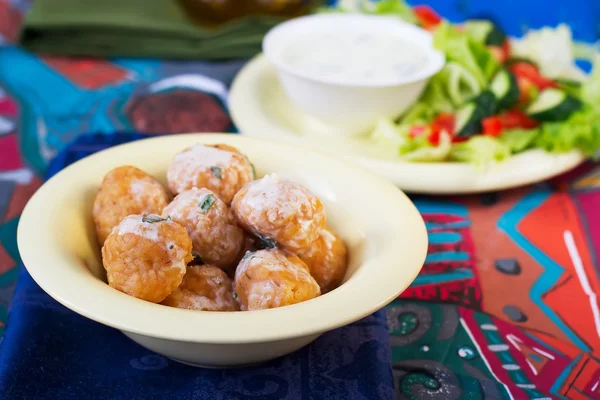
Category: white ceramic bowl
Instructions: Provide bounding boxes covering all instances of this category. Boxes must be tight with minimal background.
[17,134,428,367]
[262,13,445,137]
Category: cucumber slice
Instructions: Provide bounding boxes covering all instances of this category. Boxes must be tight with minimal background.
[490,69,519,109]
[455,91,498,137]
[526,88,583,122]
[455,103,481,137]
[464,20,506,46]
[474,90,498,116]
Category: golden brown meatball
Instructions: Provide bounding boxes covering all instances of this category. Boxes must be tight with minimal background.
[162,188,244,271]
[93,166,169,246]
[102,214,193,303]
[234,248,320,311]
[162,265,238,311]
[231,174,326,252]
[297,227,348,293]
[167,143,254,204]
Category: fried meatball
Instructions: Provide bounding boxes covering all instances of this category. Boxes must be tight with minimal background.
[102,214,193,303]
[162,265,238,311]
[297,227,348,293]
[231,174,326,252]
[93,166,169,246]
[167,143,254,204]
[234,248,320,311]
[162,188,244,270]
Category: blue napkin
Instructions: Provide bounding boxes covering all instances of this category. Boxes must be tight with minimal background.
[0,133,395,400]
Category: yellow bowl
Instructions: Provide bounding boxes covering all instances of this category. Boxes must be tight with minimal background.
[17,134,427,367]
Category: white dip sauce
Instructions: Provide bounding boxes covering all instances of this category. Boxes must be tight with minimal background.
[280,31,429,84]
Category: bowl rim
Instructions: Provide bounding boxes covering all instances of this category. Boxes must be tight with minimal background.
[262,13,445,88]
[17,134,428,344]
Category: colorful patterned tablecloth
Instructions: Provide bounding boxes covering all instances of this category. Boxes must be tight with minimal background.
[1,1,600,399]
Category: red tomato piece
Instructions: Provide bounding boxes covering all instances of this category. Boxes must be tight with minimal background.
[431,113,455,135]
[509,62,557,90]
[488,39,511,63]
[501,40,511,59]
[428,113,455,145]
[482,116,504,137]
[516,76,536,104]
[409,125,428,138]
[498,109,539,129]
[413,5,442,30]
[427,129,441,146]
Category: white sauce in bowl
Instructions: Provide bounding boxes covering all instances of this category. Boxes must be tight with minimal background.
[280,31,430,84]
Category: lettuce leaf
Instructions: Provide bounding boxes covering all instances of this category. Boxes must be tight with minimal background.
[534,108,600,155]
[370,118,417,153]
[500,128,541,153]
[510,24,583,80]
[373,0,416,23]
[400,102,438,125]
[400,132,452,162]
[397,21,499,125]
[433,22,499,87]
[449,136,510,168]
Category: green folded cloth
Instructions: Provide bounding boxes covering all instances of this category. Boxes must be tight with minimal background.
[19,0,310,59]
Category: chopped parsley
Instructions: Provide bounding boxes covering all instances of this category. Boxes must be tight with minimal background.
[142,214,167,223]
[210,166,222,179]
[199,194,216,212]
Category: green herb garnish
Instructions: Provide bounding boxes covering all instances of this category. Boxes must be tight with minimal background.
[233,291,238,300]
[199,194,216,212]
[142,214,167,223]
[242,251,256,260]
[210,166,222,179]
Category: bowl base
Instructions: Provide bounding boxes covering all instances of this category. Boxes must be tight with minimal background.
[168,357,266,369]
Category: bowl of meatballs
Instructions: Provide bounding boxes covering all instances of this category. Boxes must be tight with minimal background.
[18,134,428,367]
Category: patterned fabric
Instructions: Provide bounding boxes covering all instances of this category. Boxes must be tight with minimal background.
[1,0,600,399]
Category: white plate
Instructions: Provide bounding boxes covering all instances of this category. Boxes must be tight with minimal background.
[230,55,585,194]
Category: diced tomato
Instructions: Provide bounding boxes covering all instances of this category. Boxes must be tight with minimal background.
[451,136,469,143]
[427,129,441,145]
[516,76,536,104]
[413,5,442,30]
[502,40,511,59]
[409,125,428,138]
[498,109,539,129]
[509,62,557,91]
[488,39,511,63]
[431,113,455,135]
[482,116,504,137]
[427,113,455,145]
[489,46,506,63]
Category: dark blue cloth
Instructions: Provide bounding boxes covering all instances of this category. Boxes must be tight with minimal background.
[0,133,395,400]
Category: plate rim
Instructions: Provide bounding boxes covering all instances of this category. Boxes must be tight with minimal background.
[229,55,586,194]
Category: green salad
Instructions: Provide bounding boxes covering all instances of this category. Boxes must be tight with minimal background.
[326,0,600,166]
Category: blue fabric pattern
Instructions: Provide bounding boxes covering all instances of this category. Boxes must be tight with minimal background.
[0,133,395,400]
